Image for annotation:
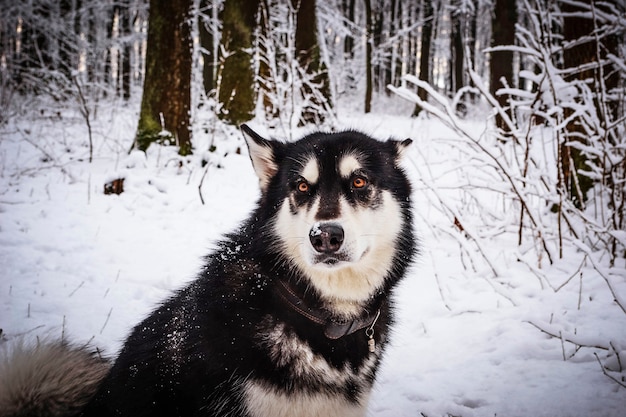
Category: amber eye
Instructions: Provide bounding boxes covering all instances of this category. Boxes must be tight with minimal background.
[352,177,367,189]
[297,181,309,193]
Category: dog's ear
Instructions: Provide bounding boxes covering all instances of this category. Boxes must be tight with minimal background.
[394,138,413,161]
[241,124,278,192]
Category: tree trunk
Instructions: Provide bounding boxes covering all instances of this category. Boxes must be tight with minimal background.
[386,0,397,92]
[413,0,433,117]
[257,0,277,120]
[217,0,259,125]
[293,0,333,124]
[343,0,356,58]
[136,0,193,155]
[103,5,115,98]
[490,0,517,131]
[58,0,74,82]
[364,0,372,113]
[450,6,464,94]
[119,1,132,100]
[371,6,383,93]
[559,1,605,208]
[198,0,216,95]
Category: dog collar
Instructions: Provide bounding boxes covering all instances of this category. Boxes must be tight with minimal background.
[274,278,382,340]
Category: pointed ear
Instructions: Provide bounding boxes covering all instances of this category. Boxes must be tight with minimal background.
[241,124,278,192]
[394,138,413,161]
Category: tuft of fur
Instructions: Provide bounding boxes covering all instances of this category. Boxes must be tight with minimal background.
[0,340,109,417]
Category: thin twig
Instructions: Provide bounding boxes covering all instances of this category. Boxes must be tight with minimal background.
[198,161,211,205]
[69,281,85,297]
[100,308,113,334]
[527,321,609,351]
[430,252,451,311]
[62,315,66,343]
[73,74,93,163]
[553,255,587,292]
[594,352,626,389]
[573,241,626,315]
[610,342,623,372]
[15,324,45,337]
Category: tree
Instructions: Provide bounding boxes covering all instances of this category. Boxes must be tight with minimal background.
[364,0,373,113]
[117,0,133,100]
[490,0,517,131]
[342,0,356,59]
[217,0,259,125]
[136,0,193,155]
[450,1,465,94]
[558,0,623,209]
[198,0,220,96]
[413,0,433,117]
[293,0,333,124]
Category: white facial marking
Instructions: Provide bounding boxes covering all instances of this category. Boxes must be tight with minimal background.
[338,154,362,178]
[274,189,403,316]
[301,158,319,184]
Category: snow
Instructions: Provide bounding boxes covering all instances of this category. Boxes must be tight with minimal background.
[1,97,625,417]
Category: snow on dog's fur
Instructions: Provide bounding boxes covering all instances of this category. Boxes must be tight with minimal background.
[0,125,416,417]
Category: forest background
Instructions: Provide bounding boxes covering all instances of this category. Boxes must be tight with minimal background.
[1,0,626,415]
[3,0,626,238]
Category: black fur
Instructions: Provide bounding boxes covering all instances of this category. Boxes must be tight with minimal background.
[26,128,415,417]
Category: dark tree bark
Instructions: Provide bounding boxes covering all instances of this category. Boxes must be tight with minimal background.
[102,6,115,97]
[386,0,397,90]
[118,1,132,100]
[343,0,356,58]
[198,0,216,95]
[371,5,384,92]
[559,1,614,207]
[257,0,277,120]
[467,2,479,103]
[490,0,517,131]
[450,5,464,94]
[413,0,433,117]
[136,0,193,155]
[293,0,333,124]
[217,0,259,125]
[59,0,75,81]
[364,0,372,113]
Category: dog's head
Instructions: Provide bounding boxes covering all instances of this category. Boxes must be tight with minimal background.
[242,125,414,311]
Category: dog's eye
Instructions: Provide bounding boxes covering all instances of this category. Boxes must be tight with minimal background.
[352,177,367,189]
[297,181,310,193]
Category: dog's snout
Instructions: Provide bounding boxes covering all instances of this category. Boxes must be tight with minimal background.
[310,223,344,253]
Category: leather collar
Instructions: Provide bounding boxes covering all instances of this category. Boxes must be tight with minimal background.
[274,278,382,340]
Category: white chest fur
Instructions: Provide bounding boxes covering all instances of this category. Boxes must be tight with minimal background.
[244,320,378,417]
[244,380,370,417]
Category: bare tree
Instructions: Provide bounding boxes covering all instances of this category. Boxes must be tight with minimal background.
[217,0,259,125]
[364,0,373,113]
[117,0,133,100]
[136,0,193,155]
[198,0,221,96]
[490,0,517,131]
[413,0,434,117]
[293,0,333,124]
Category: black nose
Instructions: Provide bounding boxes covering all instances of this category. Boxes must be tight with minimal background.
[310,223,344,253]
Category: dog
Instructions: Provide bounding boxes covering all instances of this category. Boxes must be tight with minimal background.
[0,125,416,417]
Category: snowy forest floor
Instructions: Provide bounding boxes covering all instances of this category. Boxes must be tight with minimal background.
[1,95,625,417]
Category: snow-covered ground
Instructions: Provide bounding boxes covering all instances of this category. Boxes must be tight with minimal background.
[1,97,625,416]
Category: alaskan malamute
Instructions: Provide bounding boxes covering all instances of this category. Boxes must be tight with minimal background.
[0,125,416,417]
